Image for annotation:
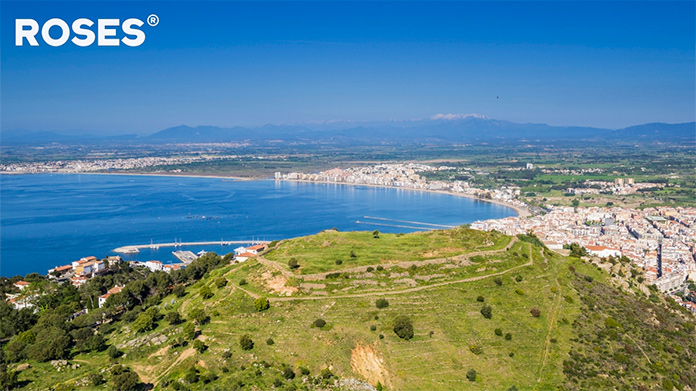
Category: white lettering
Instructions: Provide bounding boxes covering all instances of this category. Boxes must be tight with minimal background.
[98,19,120,46]
[71,18,95,47]
[121,18,145,47]
[15,19,39,46]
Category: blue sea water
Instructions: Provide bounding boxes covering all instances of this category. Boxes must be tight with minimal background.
[0,174,515,277]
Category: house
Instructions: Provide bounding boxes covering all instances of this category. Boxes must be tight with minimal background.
[162,263,184,273]
[98,286,123,308]
[246,244,267,254]
[585,245,621,258]
[71,275,89,287]
[234,246,248,256]
[542,241,564,250]
[144,260,163,272]
[235,252,257,262]
[14,281,30,291]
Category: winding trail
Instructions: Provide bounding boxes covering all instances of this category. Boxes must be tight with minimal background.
[537,248,562,382]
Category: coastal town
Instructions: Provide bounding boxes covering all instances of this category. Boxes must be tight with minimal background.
[278,163,696,311]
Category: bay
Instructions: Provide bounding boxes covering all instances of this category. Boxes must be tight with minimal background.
[0,174,515,277]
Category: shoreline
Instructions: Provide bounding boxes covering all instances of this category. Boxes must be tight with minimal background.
[282,179,530,218]
[2,171,530,218]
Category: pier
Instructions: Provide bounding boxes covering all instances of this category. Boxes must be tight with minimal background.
[113,240,265,254]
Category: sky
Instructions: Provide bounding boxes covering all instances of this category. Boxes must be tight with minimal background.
[1,1,694,135]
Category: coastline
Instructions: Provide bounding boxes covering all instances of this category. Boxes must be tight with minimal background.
[2,171,530,218]
[280,178,531,218]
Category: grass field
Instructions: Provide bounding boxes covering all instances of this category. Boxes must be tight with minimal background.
[11,230,696,391]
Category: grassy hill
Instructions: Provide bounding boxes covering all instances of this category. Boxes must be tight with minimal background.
[7,229,696,391]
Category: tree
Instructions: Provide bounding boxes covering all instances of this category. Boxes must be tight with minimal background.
[571,199,580,211]
[27,326,71,362]
[373,230,380,239]
[375,298,389,309]
[494,277,503,286]
[107,345,122,359]
[466,368,477,382]
[172,284,186,298]
[183,322,196,340]
[239,334,254,350]
[393,316,413,340]
[189,308,209,325]
[254,297,270,311]
[111,366,140,391]
[350,250,357,258]
[480,305,492,319]
[165,311,182,325]
[131,312,155,333]
[200,285,214,299]
[288,258,300,269]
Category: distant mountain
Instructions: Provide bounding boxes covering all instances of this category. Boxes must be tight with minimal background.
[2,117,694,146]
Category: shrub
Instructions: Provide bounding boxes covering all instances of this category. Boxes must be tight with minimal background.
[373,230,380,239]
[530,308,541,317]
[508,351,514,357]
[313,318,326,328]
[215,277,227,288]
[239,334,254,350]
[299,367,310,376]
[476,295,485,302]
[239,279,248,286]
[584,275,594,283]
[193,339,207,353]
[266,338,274,345]
[469,345,482,355]
[107,345,122,359]
[505,333,512,340]
[494,277,503,286]
[379,334,384,339]
[515,288,524,295]
[288,258,300,269]
[165,311,182,325]
[335,260,343,265]
[508,386,519,391]
[376,298,389,309]
[370,325,377,331]
[393,316,414,340]
[111,366,140,391]
[466,368,477,381]
[254,297,270,311]
[350,250,357,258]
[189,308,209,325]
[88,373,104,386]
[480,305,492,319]
[320,368,333,379]
[172,284,186,297]
[183,322,196,339]
[283,366,295,380]
[568,265,576,273]
[200,285,214,299]
[183,367,198,384]
[495,328,503,336]
[515,275,523,282]
[550,338,557,343]
[366,267,374,272]
[376,265,384,271]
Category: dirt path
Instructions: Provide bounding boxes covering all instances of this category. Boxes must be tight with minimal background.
[268,244,533,302]
[537,249,561,382]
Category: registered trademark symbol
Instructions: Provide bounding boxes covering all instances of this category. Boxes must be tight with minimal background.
[147,14,159,27]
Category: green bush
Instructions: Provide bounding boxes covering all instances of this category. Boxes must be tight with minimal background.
[494,277,503,286]
[376,265,384,271]
[283,366,295,380]
[515,275,523,282]
[466,368,477,381]
[111,366,140,391]
[320,368,333,379]
[335,259,343,265]
[266,338,274,345]
[254,297,270,311]
[107,345,122,359]
[370,325,377,331]
[165,311,182,325]
[495,328,503,336]
[288,258,300,269]
[476,295,485,302]
[299,367,310,376]
[393,316,414,340]
[239,279,248,286]
[313,318,326,328]
[200,285,214,300]
[530,308,541,317]
[376,298,389,309]
[481,305,492,319]
[215,277,227,288]
[239,334,254,350]
[505,333,512,340]
[193,339,207,353]
[469,345,482,355]
[172,284,186,297]
[366,267,374,272]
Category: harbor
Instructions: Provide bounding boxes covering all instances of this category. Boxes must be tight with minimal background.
[113,240,266,254]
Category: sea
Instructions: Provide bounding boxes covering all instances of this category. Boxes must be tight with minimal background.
[0,174,515,277]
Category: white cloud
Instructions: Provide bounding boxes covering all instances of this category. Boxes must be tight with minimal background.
[430,113,489,120]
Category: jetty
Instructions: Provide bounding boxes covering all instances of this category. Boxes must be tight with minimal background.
[113,240,264,254]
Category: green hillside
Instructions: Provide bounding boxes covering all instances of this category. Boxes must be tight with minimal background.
[3,229,695,391]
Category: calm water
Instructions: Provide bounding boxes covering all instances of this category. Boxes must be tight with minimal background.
[0,174,515,277]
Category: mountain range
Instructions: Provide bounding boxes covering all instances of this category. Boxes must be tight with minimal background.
[2,115,694,145]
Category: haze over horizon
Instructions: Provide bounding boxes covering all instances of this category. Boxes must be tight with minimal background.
[2,1,694,134]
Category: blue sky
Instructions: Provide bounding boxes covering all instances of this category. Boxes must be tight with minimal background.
[1,1,694,134]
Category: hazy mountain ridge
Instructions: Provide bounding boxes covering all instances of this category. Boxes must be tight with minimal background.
[2,118,694,146]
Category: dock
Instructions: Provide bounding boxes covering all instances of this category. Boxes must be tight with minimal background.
[113,240,264,254]
[172,250,198,264]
